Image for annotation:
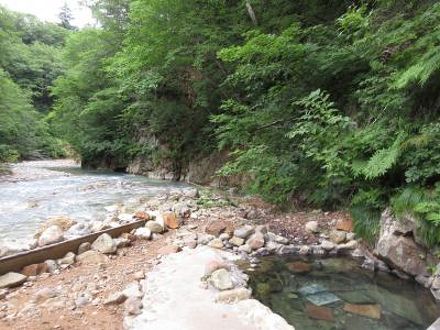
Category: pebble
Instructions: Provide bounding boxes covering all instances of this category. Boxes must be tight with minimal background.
[104,292,127,305]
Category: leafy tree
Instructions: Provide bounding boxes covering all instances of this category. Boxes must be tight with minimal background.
[58,2,76,30]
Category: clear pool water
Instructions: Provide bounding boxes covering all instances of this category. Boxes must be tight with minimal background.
[247,256,440,330]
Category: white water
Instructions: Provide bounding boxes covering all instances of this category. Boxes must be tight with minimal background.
[0,160,190,245]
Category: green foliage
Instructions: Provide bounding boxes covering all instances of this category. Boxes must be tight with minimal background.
[0,6,67,161]
[41,0,440,245]
[392,185,440,246]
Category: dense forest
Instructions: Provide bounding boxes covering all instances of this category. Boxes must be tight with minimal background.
[1,0,439,245]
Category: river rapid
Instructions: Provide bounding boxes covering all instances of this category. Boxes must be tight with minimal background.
[0,159,191,251]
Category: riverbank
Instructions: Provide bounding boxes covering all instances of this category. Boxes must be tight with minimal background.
[0,184,355,329]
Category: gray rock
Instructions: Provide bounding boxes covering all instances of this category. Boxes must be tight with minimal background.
[361,258,375,271]
[123,282,143,299]
[427,317,440,330]
[274,235,289,245]
[329,230,346,244]
[134,227,152,240]
[233,225,255,239]
[91,233,117,254]
[375,210,428,277]
[247,232,265,251]
[0,272,27,289]
[305,221,319,233]
[321,240,336,251]
[298,245,311,256]
[38,225,64,246]
[208,238,224,249]
[125,297,142,315]
[104,292,127,305]
[219,233,230,241]
[198,234,215,245]
[215,287,252,304]
[415,274,433,288]
[58,252,76,265]
[238,244,252,254]
[351,248,365,258]
[146,220,165,233]
[265,241,279,253]
[76,250,109,265]
[255,225,268,234]
[44,259,59,274]
[35,287,60,303]
[229,236,244,246]
[336,240,358,253]
[375,259,391,273]
[346,232,356,241]
[77,242,91,255]
[75,292,92,307]
[209,269,234,291]
[278,245,299,255]
[114,237,131,248]
[392,269,411,280]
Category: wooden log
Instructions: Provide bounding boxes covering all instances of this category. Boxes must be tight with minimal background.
[0,220,147,275]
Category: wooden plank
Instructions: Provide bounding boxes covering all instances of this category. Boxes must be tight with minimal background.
[0,220,147,275]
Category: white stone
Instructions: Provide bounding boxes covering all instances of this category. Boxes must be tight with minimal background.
[321,240,336,251]
[38,225,64,246]
[209,269,234,291]
[305,221,319,233]
[134,227,152,240]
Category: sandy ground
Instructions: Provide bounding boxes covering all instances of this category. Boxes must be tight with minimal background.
[0,233,174,330]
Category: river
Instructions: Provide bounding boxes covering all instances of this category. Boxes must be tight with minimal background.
[0,159,190,249]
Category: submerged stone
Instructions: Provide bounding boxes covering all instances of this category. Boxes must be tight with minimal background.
[305,304,334,321]
[287,261,312,274]
[343,303,381,319]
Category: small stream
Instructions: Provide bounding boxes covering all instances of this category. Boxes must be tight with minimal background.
[247,256,440,330]
[0,160,190,246]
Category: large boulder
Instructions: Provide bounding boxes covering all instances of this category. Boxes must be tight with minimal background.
[38,225,64,246]
[205,220,234,237]
[36,216,76,237]
[162,211,181,229]
[374,209,428,277]
[77,250,109,265]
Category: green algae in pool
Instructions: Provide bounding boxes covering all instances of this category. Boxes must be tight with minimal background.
[246,256,440,330]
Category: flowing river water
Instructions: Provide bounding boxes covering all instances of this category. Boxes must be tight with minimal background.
[0,160,190,249]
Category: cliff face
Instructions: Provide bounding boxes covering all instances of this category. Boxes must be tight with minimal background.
[127,151,247,188]
[374,209,440,298]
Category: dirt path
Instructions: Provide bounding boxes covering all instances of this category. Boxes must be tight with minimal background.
[0,232,175,330]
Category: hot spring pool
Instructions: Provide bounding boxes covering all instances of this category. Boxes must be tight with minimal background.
[246,256,440,330]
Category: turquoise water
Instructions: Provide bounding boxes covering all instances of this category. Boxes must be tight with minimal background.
[247,256,440,330]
